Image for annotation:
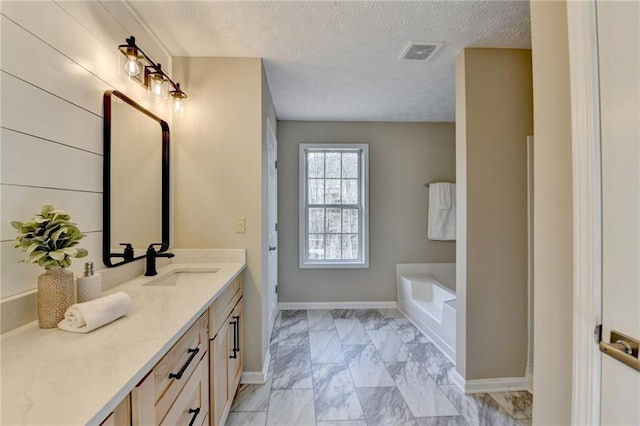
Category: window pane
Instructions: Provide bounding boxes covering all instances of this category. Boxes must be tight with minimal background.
[342,208,359,233]
[325,179,341,204]
[342,234,359,260]
[308,234,325,259]
[325,208,342,233]
[308,152,324,178]
[308,179,325,204]
[326,234,342,259]
[308,208,325,233]
[342,179,359,205]
[342,153,358,178]
[325,153,341,178]
[301,144,367,267]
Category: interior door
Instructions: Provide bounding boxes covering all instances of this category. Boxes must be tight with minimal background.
[266,117,279,337]
[598,1,640,423]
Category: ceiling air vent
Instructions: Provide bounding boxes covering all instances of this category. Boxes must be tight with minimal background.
[399,42,443,62]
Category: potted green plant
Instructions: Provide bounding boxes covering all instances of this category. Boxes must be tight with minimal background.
[12,205,88,328]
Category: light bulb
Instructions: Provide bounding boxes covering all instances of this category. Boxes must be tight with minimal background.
[173,97,185,116]
[125,56,141,77]
[148,74,168,102]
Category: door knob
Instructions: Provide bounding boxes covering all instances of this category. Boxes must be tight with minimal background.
[599,330,640,372]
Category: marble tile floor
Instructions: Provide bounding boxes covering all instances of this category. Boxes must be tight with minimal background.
[228,309,533,426]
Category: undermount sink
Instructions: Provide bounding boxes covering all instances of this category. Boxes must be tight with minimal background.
[143,269,220,287]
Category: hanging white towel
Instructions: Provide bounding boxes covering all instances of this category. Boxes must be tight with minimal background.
[428,183,456,240]
[58,292,132,333]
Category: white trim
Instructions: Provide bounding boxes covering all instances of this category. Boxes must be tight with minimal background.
[262,115,279,385]
[278,301,396,310]
[526,135,535,387]
[240,371,266,384]
[298,143,370,269]
[450,372,528,395]
[463,377,529,394]
[241,349,270,384]
[527,372,534,394]
[451,371,466,393]
[567,1,602,425]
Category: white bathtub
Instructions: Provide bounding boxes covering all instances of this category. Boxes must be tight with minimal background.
[397,263,456,362]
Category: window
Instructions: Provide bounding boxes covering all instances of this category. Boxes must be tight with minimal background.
[299,144,369,268]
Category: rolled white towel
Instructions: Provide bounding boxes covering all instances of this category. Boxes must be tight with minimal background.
[58,292,132,333]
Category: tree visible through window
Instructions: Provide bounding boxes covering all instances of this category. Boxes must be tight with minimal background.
[300,144,369,268]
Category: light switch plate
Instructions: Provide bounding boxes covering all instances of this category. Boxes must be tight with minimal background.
[235,217,246,233]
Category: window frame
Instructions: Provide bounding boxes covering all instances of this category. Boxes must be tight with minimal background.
[299,143,369,269]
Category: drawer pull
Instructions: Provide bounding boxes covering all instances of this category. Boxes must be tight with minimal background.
[233,315,240,354]
[169,347,200,380]
[187,407,201,426]
[229,318,238,359]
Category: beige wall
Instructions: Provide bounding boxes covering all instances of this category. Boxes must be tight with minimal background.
[277,121,455,303]
[530,2,574,423]
[172,57,267,373]
[455,48,532,380]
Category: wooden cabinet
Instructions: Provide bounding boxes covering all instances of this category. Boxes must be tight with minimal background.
[108,273,243,426]
[100,395,131,426]
[160,356,209,426]
[132,312,209,425]
[209,273,243,426]
[227,300,243,397]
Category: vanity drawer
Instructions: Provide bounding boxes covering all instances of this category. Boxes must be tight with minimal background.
[160,354,209,426]
[154,311,208,421]
[209,273,242,337]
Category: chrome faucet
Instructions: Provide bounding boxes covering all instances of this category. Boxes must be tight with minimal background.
[145,243,175,276]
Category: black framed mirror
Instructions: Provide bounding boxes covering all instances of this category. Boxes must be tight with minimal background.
[103,90,170,267]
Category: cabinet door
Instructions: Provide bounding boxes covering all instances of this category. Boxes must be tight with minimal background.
[210,321,230,426]
[227,300,243,397]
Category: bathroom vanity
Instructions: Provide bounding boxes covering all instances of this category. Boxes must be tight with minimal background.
[0,249,245,426]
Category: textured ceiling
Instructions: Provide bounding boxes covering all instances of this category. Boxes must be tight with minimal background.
[128,1,531,122]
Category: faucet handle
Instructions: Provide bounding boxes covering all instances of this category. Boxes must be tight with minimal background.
[147,243,165,253]
[119,243,135,261]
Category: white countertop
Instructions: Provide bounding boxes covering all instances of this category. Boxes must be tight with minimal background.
[1,254,245,425]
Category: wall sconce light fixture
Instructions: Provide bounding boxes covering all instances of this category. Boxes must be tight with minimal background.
[118,36,187,113]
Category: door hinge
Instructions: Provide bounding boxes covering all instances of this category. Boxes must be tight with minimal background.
[595,324,602,343]
[275,285,278,294]
[275,223,278,232]
[275,160,278,169]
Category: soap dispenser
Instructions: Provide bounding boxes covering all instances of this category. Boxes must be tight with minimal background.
[76,261,102,303]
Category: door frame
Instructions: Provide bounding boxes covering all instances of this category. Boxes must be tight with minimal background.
[567,1,602,424]
[262,116,278,358]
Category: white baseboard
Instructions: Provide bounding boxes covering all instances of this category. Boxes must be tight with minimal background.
[278,301,397,310]
[462,376,529,394]
[241,370,267,384]
[451,371,466,393]
[241,350,270,384]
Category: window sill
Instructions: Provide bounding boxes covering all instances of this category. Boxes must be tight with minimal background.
[299,261,370,269]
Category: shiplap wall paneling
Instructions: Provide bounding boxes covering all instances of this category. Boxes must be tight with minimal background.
[0,0,171,302]
[1,72,104,154]
[1,186,102,241]
[2,0,172,112]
